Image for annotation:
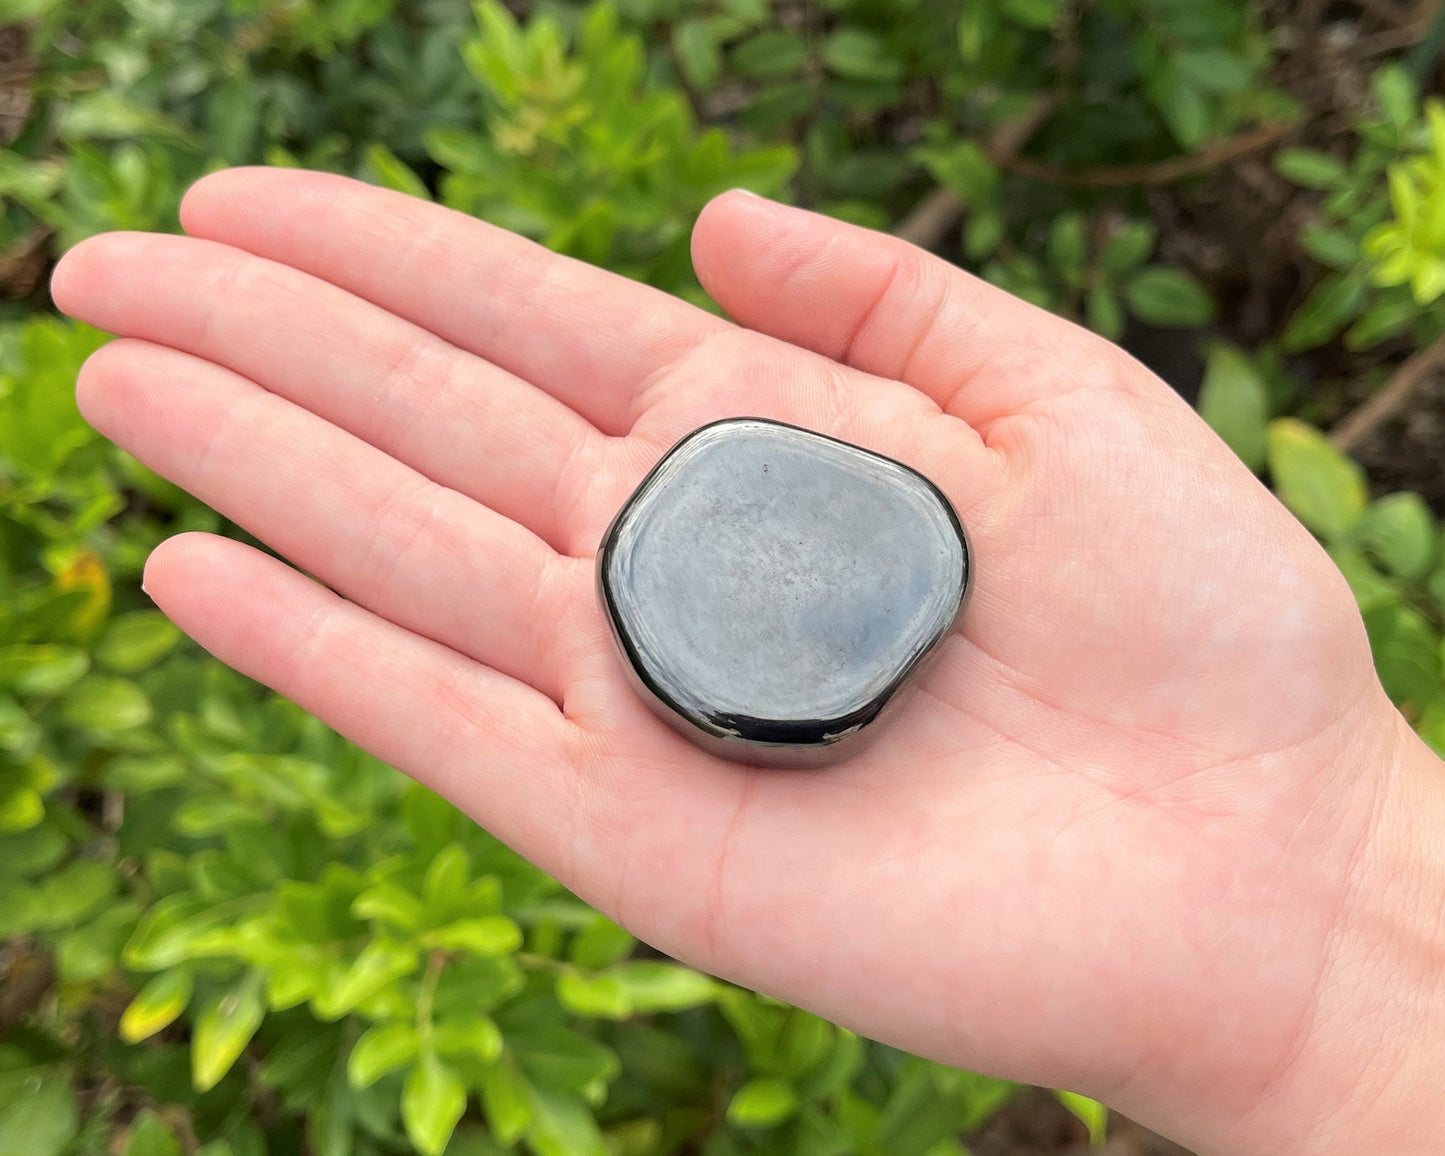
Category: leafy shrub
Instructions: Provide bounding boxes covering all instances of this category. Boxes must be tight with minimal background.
[2,0,1444,1154]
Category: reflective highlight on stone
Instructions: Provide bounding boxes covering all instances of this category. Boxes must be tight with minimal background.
[597,418,970,766]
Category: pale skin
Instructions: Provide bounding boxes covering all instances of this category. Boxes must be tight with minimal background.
[50,169,1445,1155]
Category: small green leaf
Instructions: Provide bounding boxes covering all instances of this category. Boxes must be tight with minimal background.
[347,1022,419,1089]
[192,972,265,1092]
[352,882,425,931]
[557,971,632,1019]
[0,786,43,833]
[402,1053,467,1156]
[1054,1090,1107,1146]
[672,20,721,90]
[427,916,521,957]
[314,940,419,1019]
[1047,213,1087,279]
[479,1056,533,1144]
[1373,64,1417,129]
[1085,288,1125,340]
[121,968,194,1043]
[1273,149,1346,189]
[433,1016,502,1065]
[124,1109,181,1156]
[1281,272,1367,352]
[1198,344,1269,470]
[568,915,634,969]
[423,843,470,924]
[610,962,716,1012]
[1101,221,1156,276]
[1001,0,1056,28]
[363,144,432,201]
[1266,419,1368,542]
[526,1087,606,1156]
[822,30,903,83]
[1362,493,1438,581]
[731,31,807,79]
[0,646,89,696]
[727,1078,798,1128]
[1346,295,1419,350]
[1124,267,1214,327]
[0,1061,76,1156]
[95,612,180,673]
[60,676,152,733]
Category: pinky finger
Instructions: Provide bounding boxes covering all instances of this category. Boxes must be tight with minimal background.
[143,532,579,851]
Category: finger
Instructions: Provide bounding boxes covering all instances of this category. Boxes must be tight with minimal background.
[80,340,589,705]
[141,532,586,864]
[51,232,606,555]
[178,167,730,437]
[692,191,1136,432]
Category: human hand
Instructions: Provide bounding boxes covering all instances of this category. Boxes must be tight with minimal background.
[51,169,1445,1155]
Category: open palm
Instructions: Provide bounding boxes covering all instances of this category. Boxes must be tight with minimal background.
[53,170,1406,1152]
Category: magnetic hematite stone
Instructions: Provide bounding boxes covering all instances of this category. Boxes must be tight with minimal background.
[596,418,971,767]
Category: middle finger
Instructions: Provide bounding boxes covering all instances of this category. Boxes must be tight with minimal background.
[53,232,608,555]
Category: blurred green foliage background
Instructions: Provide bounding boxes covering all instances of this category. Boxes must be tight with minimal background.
[1,1,1444,1154]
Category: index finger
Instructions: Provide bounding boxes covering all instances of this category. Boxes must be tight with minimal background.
[179,167,730,437]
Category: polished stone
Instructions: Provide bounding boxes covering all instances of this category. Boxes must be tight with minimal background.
[597,418,970,766]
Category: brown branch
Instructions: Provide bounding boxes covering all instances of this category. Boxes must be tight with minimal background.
[996,120,1293,189]
[1353,0,1416,26]
[893,93,1061,249]
[1330,331,1445,452]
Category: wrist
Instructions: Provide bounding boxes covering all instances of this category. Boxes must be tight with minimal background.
[1240,710,1445,1155]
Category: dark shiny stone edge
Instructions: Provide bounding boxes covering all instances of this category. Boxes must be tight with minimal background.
[595,417,974,768]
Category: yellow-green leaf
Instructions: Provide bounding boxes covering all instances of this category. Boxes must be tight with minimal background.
[120,968,194,1043]
[192,972,264,1091]
[727,1078,798,1128]
[402,1053,467,1156]
[1266,419,1368,542]
[95,612,180,673]
[1054,1090,1107,1146]
[347,1021,419,1089]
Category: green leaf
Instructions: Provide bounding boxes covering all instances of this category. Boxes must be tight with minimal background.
[124,1109,181,1156]
[59,676,152,733]
[516,1028,618,1093]
[364,144,432,201]
[1346,295,1419,350]
[557,971,632,1019]
[36,860,114,927]
[1281,272,1367,352]
[609,962,716,1012]
[1101,221,1156,276]
[1366,603,1444,707]
[95,612,180,673]
[1373,64,1417,129]
[526,1087,606,1156]
[1123,267,1214,327]
[1085,288,1125,340]
[1054,1091,1107,1146]
[731,31,807,80]
[1362,493,1438,580]
[402,1053,467,1156]
[1047,213,1087,279]
[1001,0,1056,28]
[0,646,89,696]
[1198,344,1269,470]
[427,916,521,957]
[673,20,721,90]
[314,940,419,1019]
[192,972,265,1092]
[0,1063,77,1156]
[1266,419,1368,542]
[568,915,634,969]
[0,786,42,833]
[352,882,425,931]
[727,1078,798,1128]
[121,968,194,1043]
[1273,149,1346,189]
[423,843,470,924]
[347,1022,419,1089]
[479,1056,533,1144]
[822,30,903,83]
[433,1016,502,1065]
